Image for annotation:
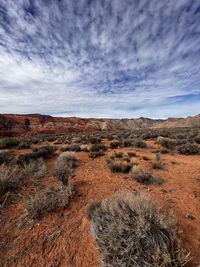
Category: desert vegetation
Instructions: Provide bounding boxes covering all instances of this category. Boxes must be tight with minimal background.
[87,192,188,267]
[0,126,200,266]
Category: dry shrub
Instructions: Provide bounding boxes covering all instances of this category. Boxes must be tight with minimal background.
[110,140,121,148]
[91,144,107,152]
[127,151,136,157]
[107,158,133,173]
[0,150,14,165]
[60,144,81,152]
[54,152,78,185]
[0,164,24,195]
[157,137,176,150]
[131,167,163,185]
[142,155,150,161]
[24,158,47,178]
[89,151,105,158]
[194,134,200,144]
[25,185,71,219]
[87,191,188,267]
[0,137,20,149]
[111,151,123,158]
[132,138,147,148]
[80,145,89,152]
[177,143,199,155]
[151,160,164,170]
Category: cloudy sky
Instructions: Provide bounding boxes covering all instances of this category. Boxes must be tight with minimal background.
[0,0,200,118]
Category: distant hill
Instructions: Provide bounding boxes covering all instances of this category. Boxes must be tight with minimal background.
[0,113,200,137]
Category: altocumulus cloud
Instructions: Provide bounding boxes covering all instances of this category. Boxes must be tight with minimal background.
[0,0,200,118]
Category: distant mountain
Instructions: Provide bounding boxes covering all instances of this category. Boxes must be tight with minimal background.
[0,113,200,137]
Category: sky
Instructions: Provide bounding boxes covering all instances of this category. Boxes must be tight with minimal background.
[0,0,200,119]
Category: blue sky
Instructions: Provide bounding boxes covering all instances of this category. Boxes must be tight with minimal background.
[0,0,200,118]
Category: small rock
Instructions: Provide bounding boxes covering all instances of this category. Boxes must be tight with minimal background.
[160,188,168,194]
[186,214,196,220]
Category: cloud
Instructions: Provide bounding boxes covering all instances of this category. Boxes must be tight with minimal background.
[0,0,200,118]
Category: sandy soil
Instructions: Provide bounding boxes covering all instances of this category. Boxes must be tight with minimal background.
[1,140,200,267]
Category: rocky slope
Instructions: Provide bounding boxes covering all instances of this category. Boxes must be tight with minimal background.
[0,113,200,137]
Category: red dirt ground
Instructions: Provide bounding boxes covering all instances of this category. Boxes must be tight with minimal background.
[1,140,200,267]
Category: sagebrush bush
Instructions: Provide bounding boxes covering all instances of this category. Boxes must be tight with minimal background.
[88,136,102,144]
[176,139,193,146]
[17,145,56,165]
[0,137,20,149]
[111,151,123,158]
[90,144,107,152]
[0,164,24,195]
[156,137,176,150]
[25,185,71,219]
[194,134,200,144]
[87,192,188,267]
[127,151,136,157]
[177,143,199,155]
[131,167,163,185]
[107,158,133,173]
[17,142,31,150]
[110,140,121,148]
[32,145,56,158]
[80,145,89,152]
[151,161,164,170]
[24,158,47,178]
[89,151,105,158]
[131,138,147,148]
[60,144,80,152]
[0,150,14,165]
[54,152,78,185]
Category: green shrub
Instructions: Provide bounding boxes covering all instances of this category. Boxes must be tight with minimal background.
[25,185,71,219]
[87,192,188,267]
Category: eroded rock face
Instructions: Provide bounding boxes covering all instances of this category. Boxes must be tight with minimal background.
[0,113,200,137]
[0,114,101,137]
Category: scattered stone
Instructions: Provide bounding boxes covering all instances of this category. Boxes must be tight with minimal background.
[186,214,196,220]
[160,188,168,194]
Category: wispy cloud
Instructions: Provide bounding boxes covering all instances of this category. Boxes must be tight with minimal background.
[0,0,200,118]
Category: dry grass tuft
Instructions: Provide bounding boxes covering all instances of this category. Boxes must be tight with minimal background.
[25,185,71,219]
[24,158,48,178]
[107,158,133,173]
[0,164,24,195]
[87,191,189,267]
[131,167,163,185]
[54,152,78,185]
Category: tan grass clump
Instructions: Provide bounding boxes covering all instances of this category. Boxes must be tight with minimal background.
[87,191,188,267]
[25,185,71,219]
